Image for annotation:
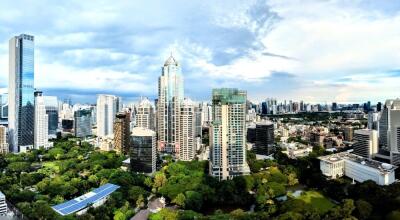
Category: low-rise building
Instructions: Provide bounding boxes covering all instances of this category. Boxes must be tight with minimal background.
[319,152,397,185]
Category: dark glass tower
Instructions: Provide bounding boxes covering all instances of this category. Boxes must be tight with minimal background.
[8,34,35,152]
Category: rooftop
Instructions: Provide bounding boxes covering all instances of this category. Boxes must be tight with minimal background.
[52,183,120,216]
[319,152,398,174]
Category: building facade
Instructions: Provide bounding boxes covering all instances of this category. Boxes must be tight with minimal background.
[96,94,121,137]
[254,121,274,155]
[0,126,8,154]
[353,129,378,159]
[157,55,184,155]
[178,98,196,161]
[135,97,155,130]
[34,91,49,149]
[8,34,35,152]
[130,127,156,174]
[210,88,250,180]
[0,92,7,126]
[43,96,58,138]
[74,109,92,138]
[0,191,6,216]
[113,111,131,154]
[379,99,400,164]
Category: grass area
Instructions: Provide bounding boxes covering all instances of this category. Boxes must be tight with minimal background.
[296,191,335,214]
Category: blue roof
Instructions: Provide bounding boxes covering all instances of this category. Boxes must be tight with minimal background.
[52,183,120,216]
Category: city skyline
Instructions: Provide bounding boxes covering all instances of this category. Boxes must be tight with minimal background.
[1,1,400,104]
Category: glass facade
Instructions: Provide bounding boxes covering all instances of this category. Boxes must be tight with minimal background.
[43,96,59,136]
[131,135,155,173]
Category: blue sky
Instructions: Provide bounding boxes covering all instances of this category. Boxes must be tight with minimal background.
[1,0,400,104]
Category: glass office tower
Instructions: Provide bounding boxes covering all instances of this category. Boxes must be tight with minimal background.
[8,34,35,152]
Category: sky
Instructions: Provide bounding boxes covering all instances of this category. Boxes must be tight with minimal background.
[1,0,400,104]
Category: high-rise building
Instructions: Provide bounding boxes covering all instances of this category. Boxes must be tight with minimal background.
[353,129,378,159]
[157,55,184,155]
[34,91,49,149]
[210,88,250,180]
[43,96,58,138]
[0,126,8,154]
[254,121,275,155]
[130,127,156,174]
[368,112,380,130]
[178,98,196,161]
[343,126,354,142]
[8,34,35,152]
[135,97,154,130]
[96,94,121,137]
[379,99,400,164]
[113,111,131,154]
[74,109,92,138]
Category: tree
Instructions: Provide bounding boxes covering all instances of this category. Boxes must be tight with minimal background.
[172,193,186,207]
[185,191,203,211]
[354,199,372,220]
[153,172,167,189]
[7,161,31,173]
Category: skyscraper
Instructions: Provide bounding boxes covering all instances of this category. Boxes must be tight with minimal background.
[178,98,196,161]
[74,109,92,138]
[157,55,184,155]
[34,91,49,149]
[130,127,156,174]
[0,92,8,126]
[254,121,275,155]
[379,99,400,164]
[210,88,250,180]
[9,34,35,152]
[135,97,155,130]
[113,111,131,154]
[96,94,121,137]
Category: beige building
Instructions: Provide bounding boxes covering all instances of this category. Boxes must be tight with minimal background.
[135,97,155,130]
[113,111,131,154]
[0,126,8,154]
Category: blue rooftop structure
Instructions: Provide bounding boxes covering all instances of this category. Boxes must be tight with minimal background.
[52,183,120,216]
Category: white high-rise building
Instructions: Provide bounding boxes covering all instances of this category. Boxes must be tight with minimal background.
[34,91,49,149]
[178,98,196,161]
[0,126,8,154]
[96,94,121,137]
[0,191,7,216]
[353,129,378,159]
[379,99,400,165]
[210,88,250,180]
[368,112,380,130]
[135,97,154,130]
[157,55,184,155]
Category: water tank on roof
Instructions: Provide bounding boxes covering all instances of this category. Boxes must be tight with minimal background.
[382,163,392,169]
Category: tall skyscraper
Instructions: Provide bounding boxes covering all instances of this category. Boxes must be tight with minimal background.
[210,88,250,180]
[43,96,58,138]
[135,97,155,130]
[96,94,121,137]
[113,111,131,154]
[9,34,35,152]
[34,91,49,149]
[157,55,184,154]
[368,112,380,130]
[0,126,8,154]
[74,109,92,138]
[353,129,378,159]
[379,99,400,164]
[130,127,156,174]
[178,98,196,161]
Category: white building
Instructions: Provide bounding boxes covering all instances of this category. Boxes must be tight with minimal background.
[157,55,184,155]
[379,99,400,165]
[210,88,250,180]
[178,98,196,161]
[0,191,7,216]
[135,97,155,130]
[353,129,378,159]
[34,92,50,149]
[96,94,122,137]
[0,126,8,154]
[319,152,397,185]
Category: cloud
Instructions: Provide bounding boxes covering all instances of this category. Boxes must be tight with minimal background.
[0,0,400,103]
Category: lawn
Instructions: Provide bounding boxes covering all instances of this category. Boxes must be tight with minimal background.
[296,190,335,214]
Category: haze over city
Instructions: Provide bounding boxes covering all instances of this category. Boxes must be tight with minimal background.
[1,0,400,103]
